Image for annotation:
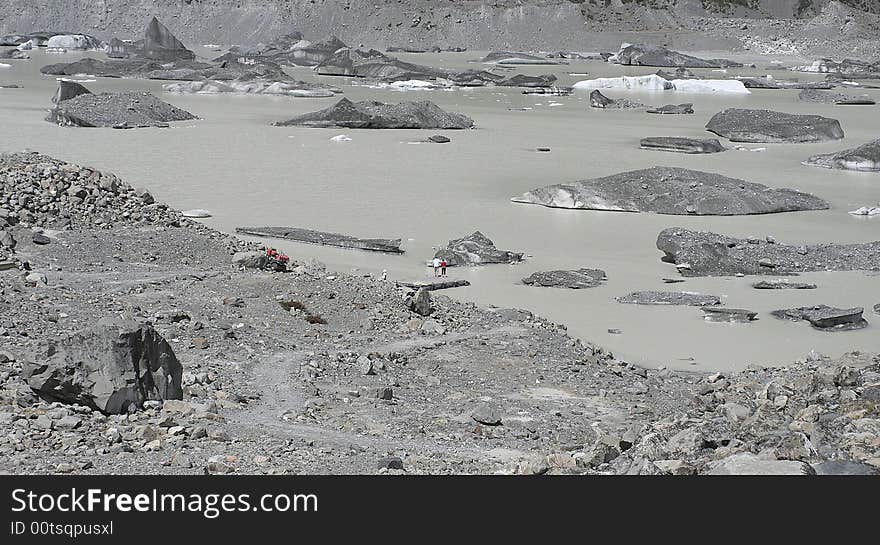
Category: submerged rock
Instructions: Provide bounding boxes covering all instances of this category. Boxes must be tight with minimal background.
[647,103,694,114]
[23,320,183,414]
[657,227,880,277]
[512,166,828,216]
[478,51,564,65]
[706,108,845,143]
[47,82,196,128]
[610,43,740,68]
[617,291,720,306]
[702,307,757,323]
[752,280,817,290]
[803,139,880,172]
[798,88,875,105]
[236,226,403,254]
[522,268,606,289]
[639,137,725,154]
[772,306,868,331]
[434,231,523,266]
[273,98,474,129]
[589,89,646,109]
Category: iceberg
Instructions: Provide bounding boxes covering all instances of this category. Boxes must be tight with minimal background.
[574,74,749,94]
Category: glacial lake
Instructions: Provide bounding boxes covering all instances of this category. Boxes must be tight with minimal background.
[2,48,879,371]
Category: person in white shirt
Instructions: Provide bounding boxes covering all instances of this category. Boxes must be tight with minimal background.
[431,257,441,277]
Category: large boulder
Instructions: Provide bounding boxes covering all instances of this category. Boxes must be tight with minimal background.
[706,108,844,143]
[609,43,741,68]
[274,98,474,129]
[23,320,183,414]
[656,227,880,277]
[706,453,814,475]
[434,231,523,266]
[640,137,725,154]
[47,83,197,128]
[803,138,880,172]
[511,166,828,216]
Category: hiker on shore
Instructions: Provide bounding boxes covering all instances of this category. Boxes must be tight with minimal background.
[432,256,441,277]
[440,258,447,277]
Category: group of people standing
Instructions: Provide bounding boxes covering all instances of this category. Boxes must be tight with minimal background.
[431,256,448,277]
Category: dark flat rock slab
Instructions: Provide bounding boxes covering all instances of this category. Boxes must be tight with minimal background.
[706,108,844,143]
[640,137,725,154]
[617,291,720,306]
[396,280,470,291]
[236,226,403,254]
[702,307,757,323]
[274,98,474,129]
[803,138,880,172]
[771,305,868,331]
[658,228,880,277]
[512,166,828,216]
[434,231,522,266]
[522,268,606,289]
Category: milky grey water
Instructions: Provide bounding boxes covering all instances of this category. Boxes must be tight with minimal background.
[2,48,879,371]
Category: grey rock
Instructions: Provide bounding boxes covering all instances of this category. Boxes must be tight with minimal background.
[408,288,432,316]
[521,268,606,289]
[232,251,268,270]
[143,17,195,61]
[640,137,725,154]
[478,51,565,65]
[512,166,827,215]
[646,103,694,114]
[377,456,404,470]
[706,108,844,143]
[803,138,880,172]
[274,98,474,129]
[23,319,183,414]
[617,291,720,306]
[471,403,502,426]
[434,231,523,266]
[52,80,92,104]
[812,460,880,475]
[32,232,51,245]
[771,305,868,331]
[706,453,814,475]
[236,226,402,253]
[657,228,880,277]
[428,135,450,143]
[376,387,393,400]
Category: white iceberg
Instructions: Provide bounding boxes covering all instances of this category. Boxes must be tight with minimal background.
[330,135,352,142]
[574,74,749,94]
[849,206,880,216]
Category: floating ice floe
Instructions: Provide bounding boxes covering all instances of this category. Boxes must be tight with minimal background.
[573,74,749,94]
[181,209,212,218]
[0,63,10,69]
[330,135,352,142]
[849,206,880,216]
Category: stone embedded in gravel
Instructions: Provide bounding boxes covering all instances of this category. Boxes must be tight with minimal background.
[812,460,880,475]
[434,231,523,266]
[771,305,868,331]
[706,108,845,143]
[702,307,758,323]
[521,268,606,289]
[273,98,475,129]
[47,82,197,128]
[512,166,828,215]
[232,251,268,270]
[377,456,404,470]
[408,288,432,316]
[657,227,880,277]
[640,137,725,154]
[752,280,817,289]
[803,138,880,172]
[32,232,50,245]
[23,319,183,414]
[376,387,393,400]
[616,291,720,306]
[646,103,694,114]
[471,403,502,426]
